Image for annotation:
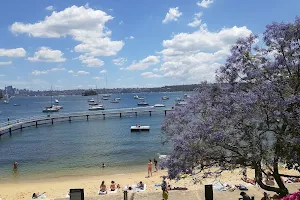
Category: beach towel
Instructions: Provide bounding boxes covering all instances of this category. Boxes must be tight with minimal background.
[132,184,147,192]
[98,190,108,195]
[107,189,118,194]
[31,193,46,199]
[237,184,248,191]
[213,182,227,191]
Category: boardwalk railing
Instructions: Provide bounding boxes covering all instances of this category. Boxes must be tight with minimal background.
[0,106,172,135]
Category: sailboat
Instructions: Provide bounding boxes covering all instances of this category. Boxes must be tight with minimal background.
[102,75,111,98]
[43,87,60,113]
[89,86,105,110]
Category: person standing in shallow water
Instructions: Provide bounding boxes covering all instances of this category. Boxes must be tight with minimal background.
[154,158,158,172]
[147,159,152,177]
[13,161,18,170]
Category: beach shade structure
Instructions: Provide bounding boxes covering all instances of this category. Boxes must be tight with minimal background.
[70,189,84,200]
[205,184,213,200]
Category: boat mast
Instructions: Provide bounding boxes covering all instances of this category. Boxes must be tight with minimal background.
[51,86,53,106]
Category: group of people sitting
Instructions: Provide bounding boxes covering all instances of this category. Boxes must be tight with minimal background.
[99,180,145,194]
[99,180,120,194]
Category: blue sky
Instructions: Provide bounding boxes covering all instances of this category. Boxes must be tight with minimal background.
[0,0,299,90]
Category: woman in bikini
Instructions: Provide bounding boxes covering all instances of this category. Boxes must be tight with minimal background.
[148,159,153,177]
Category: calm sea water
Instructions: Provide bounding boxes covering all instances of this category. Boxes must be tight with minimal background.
[0,92,188,181]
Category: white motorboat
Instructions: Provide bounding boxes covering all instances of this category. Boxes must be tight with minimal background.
[110,98,119,103]
[103,94,111,97]
[134,95,139,99]
[176,101,188,106]
[102,97,109,100]
[87,98,95,102]
[115,97,121,100]
[137,101,149,106]
[162,96,169,100]
[52,105,63,110]
[154,104,165,107]
[130,125,150,131]
[138,97,145,100]
[55,99,59,103]
[184,94,191,99]
[43,106,59,113]
[89,105,105,110]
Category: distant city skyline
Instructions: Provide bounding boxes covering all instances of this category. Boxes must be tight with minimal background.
[0,0,299,90]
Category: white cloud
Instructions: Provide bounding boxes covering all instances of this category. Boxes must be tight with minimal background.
[0,48,26,57]
[125,56,160,71]
[78,55,104,67]
[68,70,74,74]
[141,72,162,78]
[77,70,90,75]
[153,68,159,72]
[159,25,252,82]
[28,47,66,62]
[112,57,127,66]
[188,12,203,27]
[162,7,182,24]
[46,6,54,11]
[125,36,134,40]
[93,76,102,80]
[11,5,124,63]
[0,74,6,77]
[100,70,107,73]
[197,0,214,8]
[31,67,66,75]
[0,61,12,65]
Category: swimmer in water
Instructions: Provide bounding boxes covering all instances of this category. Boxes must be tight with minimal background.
[102,163,106,168]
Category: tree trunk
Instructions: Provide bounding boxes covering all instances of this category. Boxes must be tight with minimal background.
[254,163,289,197]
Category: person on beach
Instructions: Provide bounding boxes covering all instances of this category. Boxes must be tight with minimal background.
[261,192,270,200]
[137,181,144,189]
[154,158,158,172]
[13,161,18,169]
[110,181,116,191]
[148,159,153,177]
[100,181,107,193]
[162,176,168,200]
[239,192,251,200]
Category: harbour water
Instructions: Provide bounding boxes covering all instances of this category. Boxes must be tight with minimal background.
[0,92,188,181]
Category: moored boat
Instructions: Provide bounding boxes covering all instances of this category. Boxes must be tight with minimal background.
[162,96,169,100]
[130,125,150,131]
[154,104,165,107]
[137,101,149,106]
[88,105,105,110]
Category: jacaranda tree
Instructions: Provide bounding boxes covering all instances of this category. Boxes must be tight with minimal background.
[162,17,300,197]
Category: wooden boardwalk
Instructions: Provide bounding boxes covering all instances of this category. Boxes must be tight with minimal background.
[0,106,172,136]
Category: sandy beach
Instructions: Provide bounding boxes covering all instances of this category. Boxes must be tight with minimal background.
[0,167,299,200]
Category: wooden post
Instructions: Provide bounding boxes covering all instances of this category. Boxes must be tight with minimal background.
[52,118,54,124]
[87,115,89,121]
[69,116,71,122]
[9,128,12,135]
[165,110,167,116]
[135,112,137,116]
[103,114,105,119]
[120,113,122,118]
[35,121,38,127]
[149,111,152,116]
